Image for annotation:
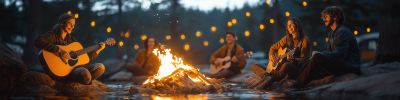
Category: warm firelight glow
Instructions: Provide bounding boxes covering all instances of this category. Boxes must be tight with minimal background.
[211,26,217,32]
[354,30,358,35]
[74,14,78,18]
[246,12,250,17]
[67,11,71,14]
[367,28,370,32]
[270,19,274,24]
[260,24,265,30]
[184,44,190,51]
[286,12,290,17]
[166,35,171,40]
[181,34,185,40]
[313,41,317,46]
[220,38,224,44]
[107,27,111,33]
[303,1,307,6]
[245,30,250,37]
[203,41,209,46]
[143,49,209,85]
[227,21,232,27]
[91,21,95,27]
[119,41,123,47]
[134,44,139,50]
[266,1,270,5]
[141,35,147,40]
[232,19,237,24]
[196,31,202,37]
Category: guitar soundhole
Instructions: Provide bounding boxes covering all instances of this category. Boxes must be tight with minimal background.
[68,59,78,67]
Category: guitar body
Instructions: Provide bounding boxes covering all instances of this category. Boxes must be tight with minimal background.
[38,42,90,76]
[266,47,292,74]
[210,56,231,74]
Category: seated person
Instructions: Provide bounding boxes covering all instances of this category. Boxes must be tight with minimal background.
[126,37,161,76]
[34,13,105,85]
[252,17,311,89]
[203,32,247,79]
[294,6,361,88]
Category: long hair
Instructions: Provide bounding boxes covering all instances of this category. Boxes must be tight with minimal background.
[143,37,159,51]
[285,17,306,47]
[321,6,345,24]
[52,13,75,34]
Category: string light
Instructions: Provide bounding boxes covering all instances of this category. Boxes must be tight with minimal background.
[246,12,250,17]
[141,35,147,40]
[367,28,370,32]
[285,12,290,17]
[125,31,130,38]
[245,30,250,37]
[354,30,358,35]
[220,38,224,44]
[67,11,71,14]
[326,38,329,42]
[134,44,139,50]
[270,19,274,24]
[184,44,190,51]
[203,41,209,46]
[166,35,171,40]
[119,41,123,47]
[91,21,95,27]
[211,26,217,33]
[266,1,270,5]
[303,1,307,6]
[313,41,317,46]
[227,21,232,27]
[181,34,185,40]
[196,31,202,37]
[260,24,265,30]
[74,13,78,18]
[232,19,237,24]
[107,27,111,33]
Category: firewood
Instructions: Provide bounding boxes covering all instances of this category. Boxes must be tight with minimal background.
[178,75,198,87]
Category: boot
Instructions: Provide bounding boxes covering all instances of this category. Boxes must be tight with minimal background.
[261,78,275,90]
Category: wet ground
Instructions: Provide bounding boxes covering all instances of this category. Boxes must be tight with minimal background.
[0,82,322,100]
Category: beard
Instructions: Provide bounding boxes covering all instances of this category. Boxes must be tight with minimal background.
[325,19,334,28]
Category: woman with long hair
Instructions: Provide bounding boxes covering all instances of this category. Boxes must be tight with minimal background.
[251,17,311,89]
[126,37,161,76]
[34,13,106,85]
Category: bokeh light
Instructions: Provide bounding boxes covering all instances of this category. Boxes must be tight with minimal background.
[141,35,147,40]
[203,41,209,46]
[246,12,250,17]
[211,26,217,33]
[220,38,224,44]
[91,21,95,27]
[270,19,274,24]
[260,24,265,30]
[134,44,139,50]
[196,31,202,37]
[245,30,250,37]
[107,27,111,33]
[184,44,190,51]
[232,19,237,24]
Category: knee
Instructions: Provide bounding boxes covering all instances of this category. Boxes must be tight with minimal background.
[281,62,295,70]
[312,53,324,60]
[77,68,92,84]
[93,63,105,74]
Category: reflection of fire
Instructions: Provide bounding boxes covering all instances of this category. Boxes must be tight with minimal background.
[140,49,222,92]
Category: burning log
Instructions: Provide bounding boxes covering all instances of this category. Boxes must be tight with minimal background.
[131,49,224,93]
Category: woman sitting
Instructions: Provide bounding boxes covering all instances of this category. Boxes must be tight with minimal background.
[251,17,311,89]
[126,37,161,76]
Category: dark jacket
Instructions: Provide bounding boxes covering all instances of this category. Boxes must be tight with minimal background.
[34,31,98,61]
[210,43,246,73]
[323,24,361,73]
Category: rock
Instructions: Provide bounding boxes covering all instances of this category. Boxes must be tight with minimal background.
[16,85,58,93]
[272,79,298,89]
[108,71,132,81]
[20,71,55,87]
[360,62,400,77]
[223,72,255,83]
[302,70,400,99]
[52,80,115,93]
[0,43,28,92]
[99,59,126,79]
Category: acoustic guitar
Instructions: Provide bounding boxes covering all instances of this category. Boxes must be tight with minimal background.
[266,47,296,74]
[38,38,115,76]
[210,51,253,74]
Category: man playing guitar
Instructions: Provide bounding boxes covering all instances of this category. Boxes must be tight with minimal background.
[203,32,247,79]
[34,13,105,85]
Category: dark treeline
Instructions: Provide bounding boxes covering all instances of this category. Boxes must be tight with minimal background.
[0,0,392,70]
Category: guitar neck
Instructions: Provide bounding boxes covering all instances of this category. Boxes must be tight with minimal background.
[225,53,247,62]
[76,44,100,56]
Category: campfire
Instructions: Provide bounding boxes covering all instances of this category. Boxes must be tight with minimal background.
[139,49,224,92]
